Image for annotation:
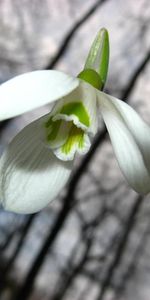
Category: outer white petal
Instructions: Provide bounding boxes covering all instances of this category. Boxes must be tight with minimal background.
[97,90,150,194]
[0,70,79,121]
[0,117,73,214]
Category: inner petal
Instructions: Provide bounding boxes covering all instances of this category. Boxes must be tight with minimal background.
[45,111,91,161]
[45,117,72,149]
[52,101,90,131]
[54,124,91,161]
[48,79,98,136]
[62,125,84,155]
[44,80,99,161]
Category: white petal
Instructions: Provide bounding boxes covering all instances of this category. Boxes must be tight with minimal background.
[0,118,73,214]
[0,70,79,121]
[97,91,150,194]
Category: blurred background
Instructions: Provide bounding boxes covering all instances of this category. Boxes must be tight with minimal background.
[0,0,150,299]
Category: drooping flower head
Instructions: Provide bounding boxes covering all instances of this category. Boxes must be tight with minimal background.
[0,28,150,214]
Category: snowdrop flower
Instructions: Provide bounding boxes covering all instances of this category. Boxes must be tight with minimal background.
[0,29,150,214]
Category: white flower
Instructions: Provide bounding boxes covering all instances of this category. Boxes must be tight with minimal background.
[0,70,150,214]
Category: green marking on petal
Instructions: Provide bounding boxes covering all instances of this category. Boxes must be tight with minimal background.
[78,136,84,150]
[61,125,84,155]
[60,102,90,127]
